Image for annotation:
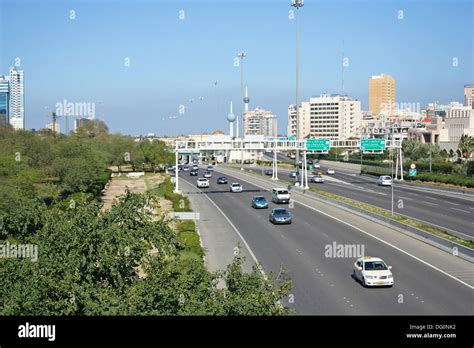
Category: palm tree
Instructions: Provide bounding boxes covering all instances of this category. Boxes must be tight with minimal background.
[458,134,474,160]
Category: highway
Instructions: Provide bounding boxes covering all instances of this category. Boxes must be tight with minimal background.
[247,157,474,240]
[178,168,473,315]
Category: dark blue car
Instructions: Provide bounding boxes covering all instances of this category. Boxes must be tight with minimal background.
[252,196,268,209]
[269,208,292,224]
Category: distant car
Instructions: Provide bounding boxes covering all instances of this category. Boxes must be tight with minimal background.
[269,208,292,224]
[192,164,199,170]
[207,165,214,171]
[290,153,296,159]
[189,170,198,176]
[217,176,228,184]
[313,163,320,169]
[289,171,297,179]
[377,175,392,186]
[311,175,324,183]
[353,256,394,287]
[167,166,175,172]
[182,165,190,171]
[307,159,313,165]
[196,178,210,188]
[271,188,290,204]
[265,169,273,176]
[252,196,269,209]
[230,183,243,192]
[326,168,335,175]
[203,171,212,178]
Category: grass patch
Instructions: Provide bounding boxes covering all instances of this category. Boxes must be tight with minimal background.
[149,177,191,212]
[176,219,204,261]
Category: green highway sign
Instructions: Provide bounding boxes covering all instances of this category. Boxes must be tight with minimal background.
[306,139,330,151]
[409,168,417,177]
[360,139,386,151]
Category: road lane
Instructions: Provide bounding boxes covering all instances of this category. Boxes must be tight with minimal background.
[239,163,474,238]
[178,169,473,315]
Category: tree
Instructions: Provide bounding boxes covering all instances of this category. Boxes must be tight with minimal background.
[458,134,474,160]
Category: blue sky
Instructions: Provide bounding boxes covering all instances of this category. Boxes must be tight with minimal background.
[0,0,472,135]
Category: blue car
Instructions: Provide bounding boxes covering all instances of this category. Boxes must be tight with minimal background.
[252,196,269,209]
[269,208,292,224]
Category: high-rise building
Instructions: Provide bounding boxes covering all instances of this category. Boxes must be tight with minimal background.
[369,73,396,115]
[243,107,278,137]
[464,84,474,109]
[0,76,9,127]
[74,117,94,131]
[288,94,362,140]
[8,67,25,130]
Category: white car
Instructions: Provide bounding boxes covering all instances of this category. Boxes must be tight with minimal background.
[182,166,190,171]
[326,168,335,175]
[192,165,199,171]
[196,178,210,188]
[207,165,214,171]
[230,183,243,192]
[377,175,392,186]
[353,256,394,287]
[290,154,296,159]
[313,163,320,169]
[203,171,212,178]
[311,175,324,183]
[271,188,290,204]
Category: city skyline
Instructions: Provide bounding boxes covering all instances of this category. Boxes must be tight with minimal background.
[0,0,472,135]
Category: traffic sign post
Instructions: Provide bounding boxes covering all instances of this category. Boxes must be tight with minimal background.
[306,139,330,152]
[409,168,417,177]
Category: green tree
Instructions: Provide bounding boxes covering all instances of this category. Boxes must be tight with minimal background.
[458,134,474,160]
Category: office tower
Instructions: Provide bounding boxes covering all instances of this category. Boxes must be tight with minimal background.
[369,73,396,115]
[0,76,9,127]
[464,84,474,109]
[8,67,25,130]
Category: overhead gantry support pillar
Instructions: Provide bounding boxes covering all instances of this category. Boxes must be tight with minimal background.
[272,146,279,180]
[174,145,180,193]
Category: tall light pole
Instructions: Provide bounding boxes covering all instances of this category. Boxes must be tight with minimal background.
[238,51,246,165]
[291,0,304,171]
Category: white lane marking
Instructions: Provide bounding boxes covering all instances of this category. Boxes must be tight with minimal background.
[399,196,414,201]
[424,196,438,201]
[220,169,474,290]
[470,207,474,210]
[423,201,439,206]
[450,207,471,214]
[448,202,460,206]
[180,176,265,277]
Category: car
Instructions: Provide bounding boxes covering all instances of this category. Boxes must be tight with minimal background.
[192,165,199,171]
[182,165,190,171]
[203,171,212,178]
[307,159,313,165]
[271,188,290,204]
[167,166,175,172]
[193,159,199,164]
[311,175,324,183]
[207,165,214,171]
[353,256,394,287]
[265,169,273,176]
[269,208,292,224]
[189,170,198,176]
[252,196,269,209]
[313,163,320,169]
[377,175,392,186]
[290,153,296,159]
[289,171,297,178]
[196,178,210,188]
[230,183,243,192]
[326,168,335,175]
[217,176,228,184]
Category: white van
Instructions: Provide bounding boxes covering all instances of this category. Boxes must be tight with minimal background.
[271,188,290,204]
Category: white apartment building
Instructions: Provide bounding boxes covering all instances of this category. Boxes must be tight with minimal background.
[8,67,24,130]
[243,107,278,137]
[439,105,474,153]
[287,94,362,140]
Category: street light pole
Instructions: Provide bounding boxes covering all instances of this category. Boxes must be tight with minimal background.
[238,51,246,166]
[291,0,304,172]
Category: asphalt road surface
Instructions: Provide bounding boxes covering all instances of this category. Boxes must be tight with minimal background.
[178,168,473,315]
